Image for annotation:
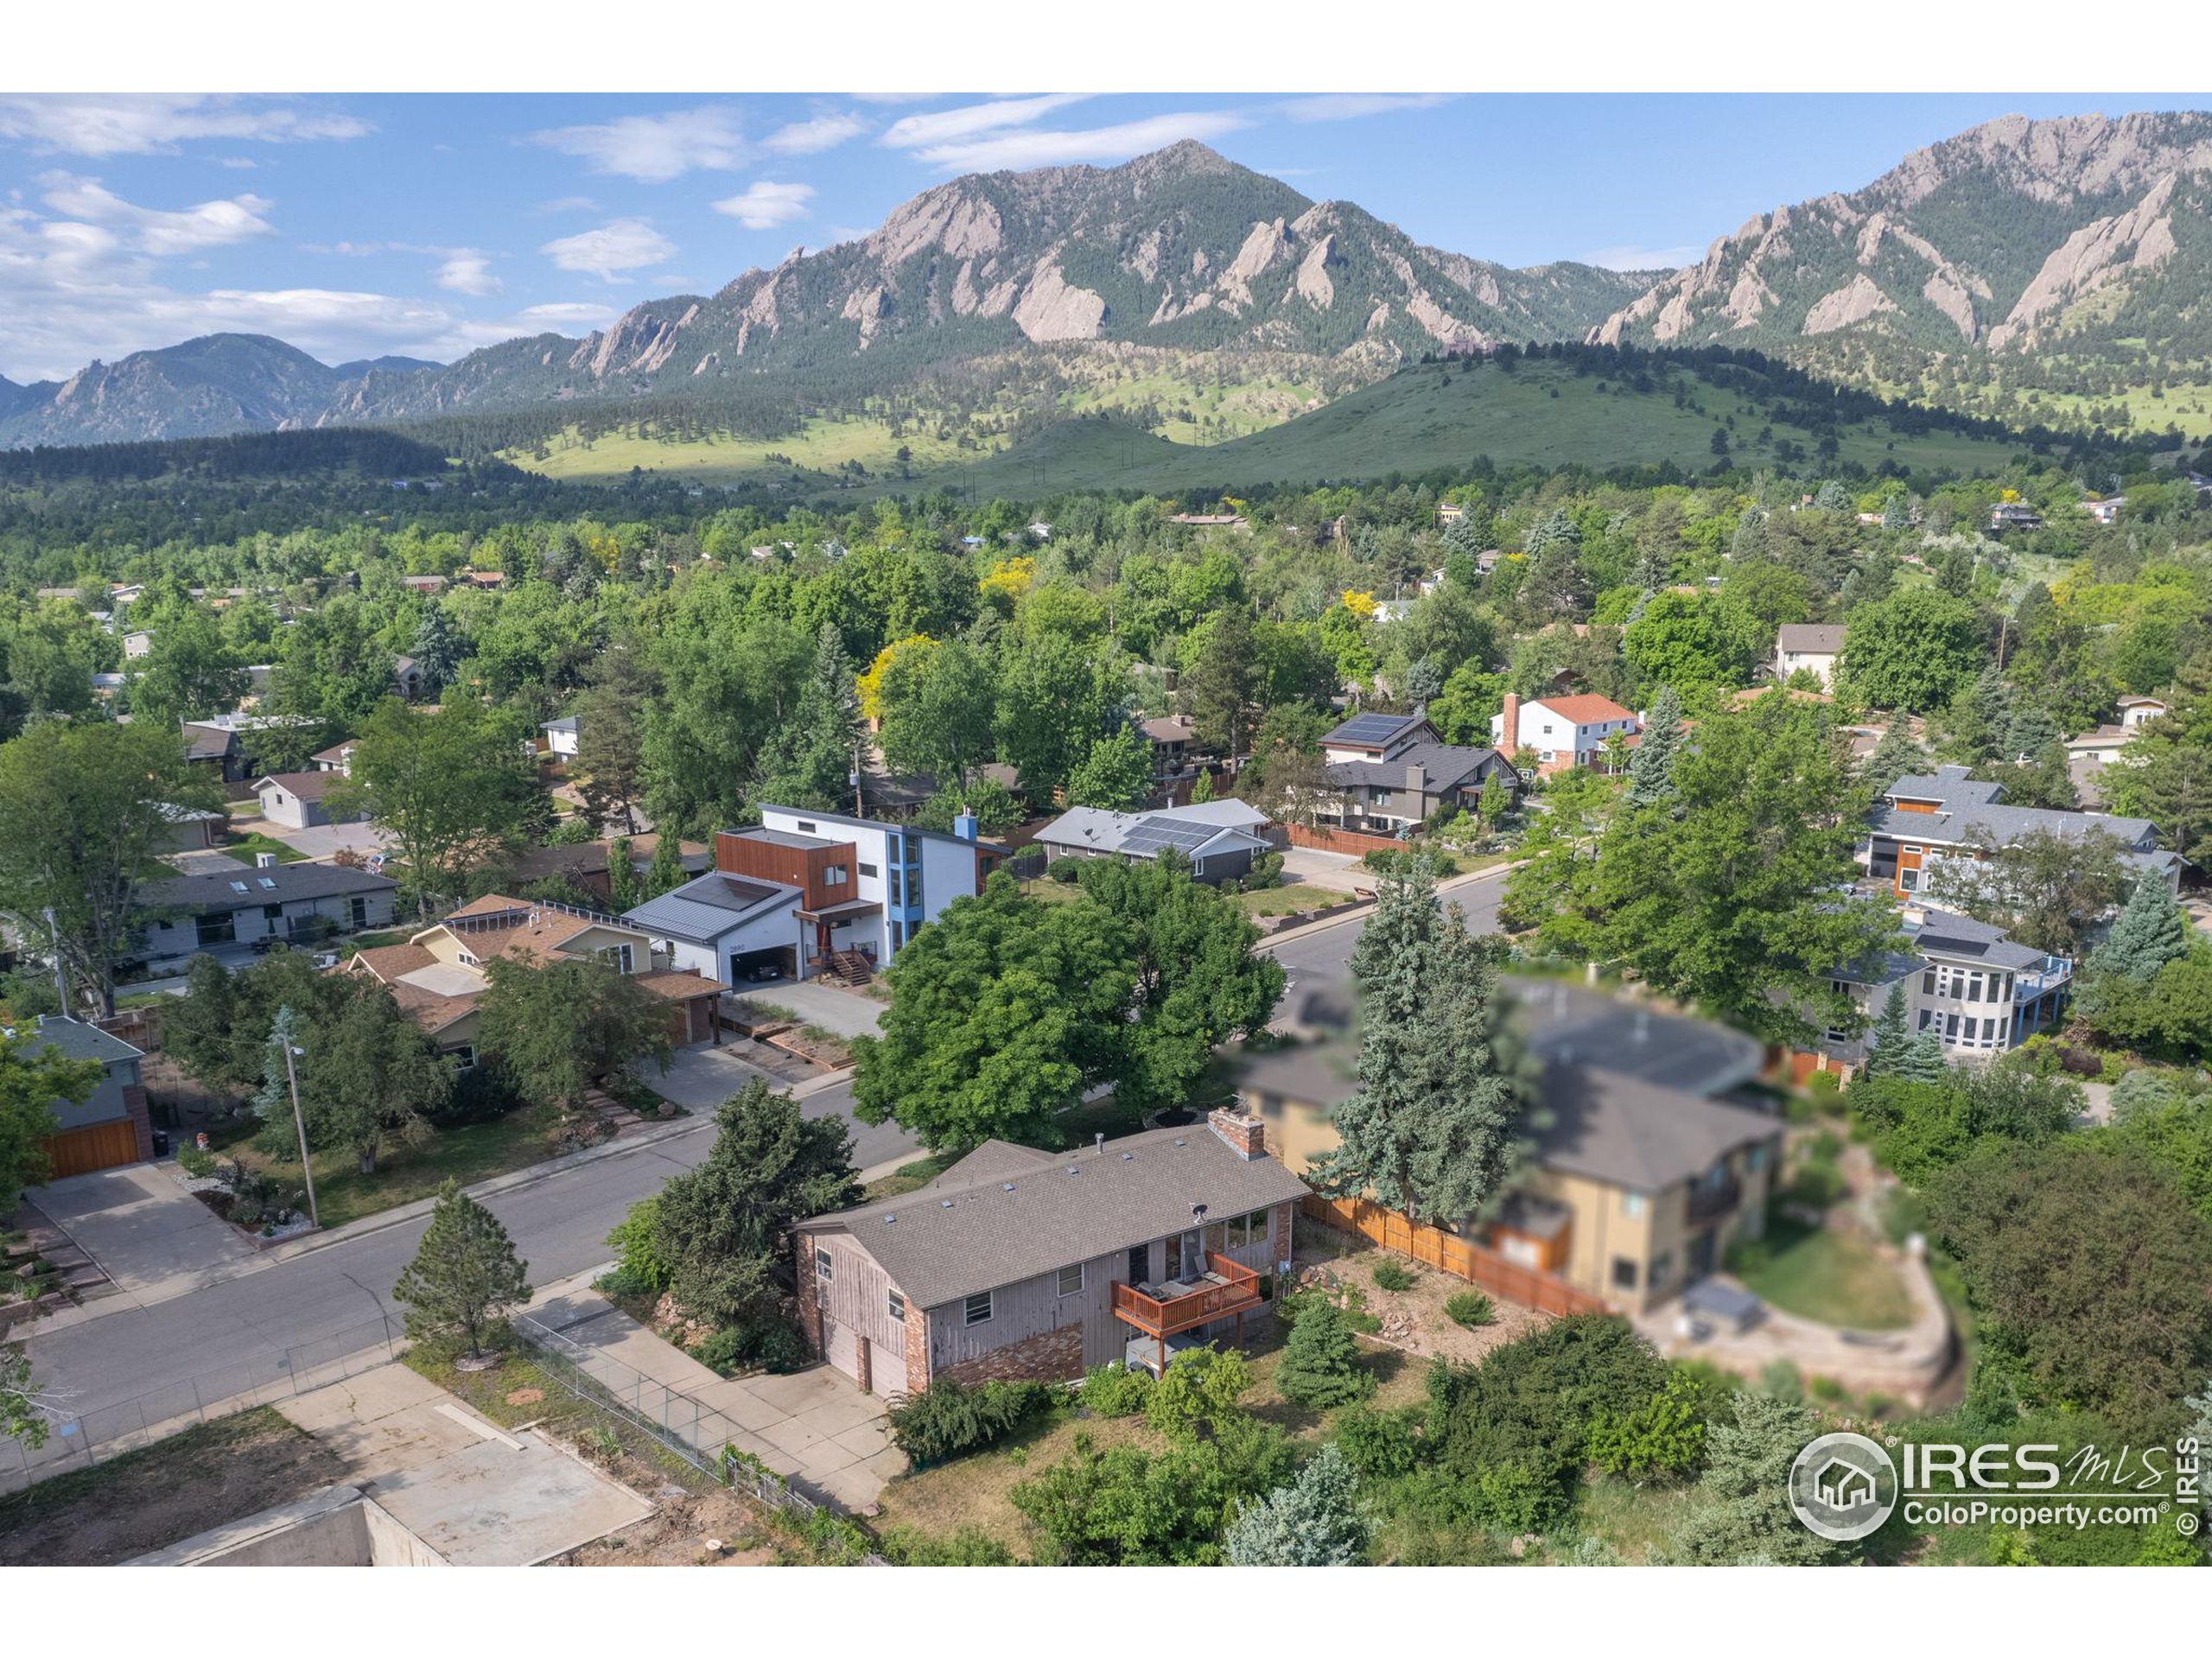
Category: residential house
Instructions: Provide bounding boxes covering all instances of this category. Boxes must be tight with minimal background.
[156,804,226,852]
[1318,711,1521,833]
[626,805,1005,986]
[793,1109,1306,1393]
[180,714,312,791]
[123,631,154,660]
[310,740,357,775]
[342,893,724,1064]
[1237,1039,1778,1315]
[2064,696,2169,769]
[392,655,425,701]
[1989,502,2044,532]
[400,575,448,595]
[1773,622,1846,690]
[1166,512,1249,531]
[133,860,399,967]
[2086,494,2126,525]
[1820,906,2073,1073]
[1032,800,1275,885]
[252,771,364,831]
[1866,766,2169,903]
[501,834,712,904]
[16,1016,153,1178]
[1141,713,1201,781]
[1489,692,1639,778]
[538,715,581,760]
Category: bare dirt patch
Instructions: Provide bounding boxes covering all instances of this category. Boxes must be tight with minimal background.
[1294,1224,1552,1365]
[0,1407,347,1566]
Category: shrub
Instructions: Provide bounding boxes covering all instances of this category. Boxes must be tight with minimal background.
[1046,857,1081,884]
[887,1376,1059,1465]
[1332,1402,1421,1479]
[1144,1346,1254,1440]
[1274,1298,1376,1410]
[1370,1258,1416,1293]
[1247,851,1286,890]
[1443,1290,1494,1328]
[879,1525,1018,1566]
[1080,1361,1154,1417]
[1585,1368,1711,1482]
[175,1145,217,1179]
[428,1058,526,1127]
[695,1317,808,1376]
[601,1197,675,1297]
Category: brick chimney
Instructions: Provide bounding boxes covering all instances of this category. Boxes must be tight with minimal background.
[1208,1106,1266,1160]
[1500,691,1521,753]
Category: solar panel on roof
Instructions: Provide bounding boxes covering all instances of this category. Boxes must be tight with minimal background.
[1122,817,1219,856]
[1332,713,1408,742]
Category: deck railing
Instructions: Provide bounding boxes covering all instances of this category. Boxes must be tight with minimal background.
[1110,1254,1264,1338]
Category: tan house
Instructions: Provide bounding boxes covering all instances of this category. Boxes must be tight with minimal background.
[342,893,724,1065]
[793,1110,1306,1395]
[1235,1045,1781,1314]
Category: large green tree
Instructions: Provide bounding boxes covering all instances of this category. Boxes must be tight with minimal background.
[392,1179,530,1363]
[852,874,1132,1152]
[1310,857,1541,1224]
[0,720,219,1014]
[1840,587,1987,712]
[1922,825,2131,957]
[652,1077,859,1334]
[474,956,672,1119]
[124,604,247,731]
[756,620,865,810]
[270,982,450,1175]
[1669,1391,1844,1565]
[329,696,537,918]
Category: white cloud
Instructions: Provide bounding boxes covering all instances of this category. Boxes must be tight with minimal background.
[908,110,1250,172]
[38,175,275,256]
[1276,93,1452,123]
[1582,243,1702,272]
[765,111,866,156]
[529,105,747,182]
[435,251,502,296]
[0,95,368,158]
[531,195,601,216]
[538,217,677,280]
[712,181,815,230]
[879,94,1090,151]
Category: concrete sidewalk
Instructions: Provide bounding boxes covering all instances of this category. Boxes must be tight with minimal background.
[528,1275,903,1512]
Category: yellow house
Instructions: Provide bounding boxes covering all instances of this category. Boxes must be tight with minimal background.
[1236,1039,1782,1314]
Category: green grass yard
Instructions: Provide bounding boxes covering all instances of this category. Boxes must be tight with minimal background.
[219,833,306,865]
[219,1103,565,1230]
[1730,1215,1915,1332]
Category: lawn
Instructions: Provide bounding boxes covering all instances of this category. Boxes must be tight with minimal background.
[219,832,306,865]
[869,1334,1427,1561]
[219,1103,566,1230]
[1731,1215,1915,1332]
[0,1406,346,1566]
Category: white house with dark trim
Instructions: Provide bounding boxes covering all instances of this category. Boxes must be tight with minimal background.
[1031,799,1275,884]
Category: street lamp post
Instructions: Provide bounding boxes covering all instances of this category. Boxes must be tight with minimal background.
[282,1039,320,1229]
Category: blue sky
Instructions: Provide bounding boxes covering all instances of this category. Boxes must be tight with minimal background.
[0,92,2197,382]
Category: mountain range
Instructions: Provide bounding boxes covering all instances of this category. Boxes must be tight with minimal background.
[4,111,2211,451]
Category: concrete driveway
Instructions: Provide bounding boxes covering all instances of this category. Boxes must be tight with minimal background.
[265,821,395,861]
[641,1042,801,1111]
[729,981,885,1039]
[29,1164,256,1302]
[1279,847,1370,896]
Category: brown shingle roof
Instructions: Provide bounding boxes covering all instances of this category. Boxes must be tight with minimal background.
[347,943,435,982]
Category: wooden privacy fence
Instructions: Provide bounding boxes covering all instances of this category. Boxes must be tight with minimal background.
[1287,822,1405,857]
[1300,1193,1610,1318]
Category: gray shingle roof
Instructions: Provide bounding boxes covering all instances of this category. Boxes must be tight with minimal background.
[1909,912,2048,970]
[137,861,397,912]
[14,1014,141,1067]
[1532,1063,1781,1193]
[1777,623,1845,654]
[1325,742,1506,794]
[623,872,798,944]
[1879,767,2155,849]
[803,1123,1307,1310]
[1033,802,1270,859]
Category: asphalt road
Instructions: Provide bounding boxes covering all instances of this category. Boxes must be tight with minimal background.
[22,870,1513,1426]
[20,1076,912,1421]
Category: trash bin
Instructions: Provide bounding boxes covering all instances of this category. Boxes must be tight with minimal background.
[151,1128,171,1157]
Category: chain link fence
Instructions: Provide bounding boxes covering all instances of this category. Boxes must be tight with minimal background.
[2,1313,404,1493]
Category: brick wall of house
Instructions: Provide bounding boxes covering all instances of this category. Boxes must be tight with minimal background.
[934,1324,1084,1389]
[904,1296,929,1394]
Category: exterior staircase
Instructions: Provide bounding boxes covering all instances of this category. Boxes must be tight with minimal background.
[817,950,874,988]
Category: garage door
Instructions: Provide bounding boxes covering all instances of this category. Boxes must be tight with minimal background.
[868,1339,906,1399]
[42,1118,140,1179]
[823,1319,861,1383]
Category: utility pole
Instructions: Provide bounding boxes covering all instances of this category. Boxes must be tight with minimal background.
[279,1019,320,1228]
[41,907,67,1018]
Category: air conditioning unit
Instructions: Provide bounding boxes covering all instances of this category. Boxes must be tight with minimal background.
[257,853,277,869]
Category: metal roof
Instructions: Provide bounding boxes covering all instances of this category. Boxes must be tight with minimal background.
[623,873,798,944]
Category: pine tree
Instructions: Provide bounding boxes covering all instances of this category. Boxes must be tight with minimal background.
[645,831,687,899]
[605,836,642,915]
[1670,1392,1843,1566]
[1859,721,1925,793]
[1309,858,1542,1223]
[1273,1300,1376,1409]
[1880,494,1910,532]
[2090,875,2189,984]
[1862,982,1911,1075]
[1224,1445,1370,1567]
[1897,1028,1949,1083]
[1190,768,1215,804]
[392,1179,529,1363]
[409,607,465,696]
[1625,685,1684,806]
[757,622,864,810]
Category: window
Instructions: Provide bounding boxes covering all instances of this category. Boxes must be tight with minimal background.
[196,912,236,947]
[1622,1192,1645,1219]
[1611,1257,1639,1289]
[1057,1262,1084,1296]
[350,896,369,929]
[963,1291,993,1326]
[826,864,849,885]
[1649,1251,1674,1286]
[263,904,283,921]
[888,870,903,906]
[452,1046,477,1070]
[228,880,249,894]
[1899,868,1919,892]
[601,943,635,974]
[1247,1209,1270,1246]
[257,877,277,891]
[797,821,817,834]
[887,1288,905,1324]
[889,920,904,950]
[1922,968,1936,995]
[1127,1244,1148,1284]
[814,1246,834,1283]
[858,861,878,878]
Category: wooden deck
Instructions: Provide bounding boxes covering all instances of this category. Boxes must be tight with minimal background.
[1109,1254,1264,1339]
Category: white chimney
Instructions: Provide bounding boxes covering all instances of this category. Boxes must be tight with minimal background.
[256,853,276,869]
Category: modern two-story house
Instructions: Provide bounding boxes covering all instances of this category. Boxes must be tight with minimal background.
[1489,692,1640,777]
[1317,711,1521,834]
[624,804,1004,987]
[794,1109,1307,1395]
[1866,766,2172,901]
[1819,906,2074,1071]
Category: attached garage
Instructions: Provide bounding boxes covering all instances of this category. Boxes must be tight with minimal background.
[823,1319,861,1385]
[23,1016,151,1179]
[868,1339,906,1399]
[42,1117,142,1179]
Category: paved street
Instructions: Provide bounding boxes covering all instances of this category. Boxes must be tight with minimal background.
[1263,861,1508,1000]
[16,1074,914,1427]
